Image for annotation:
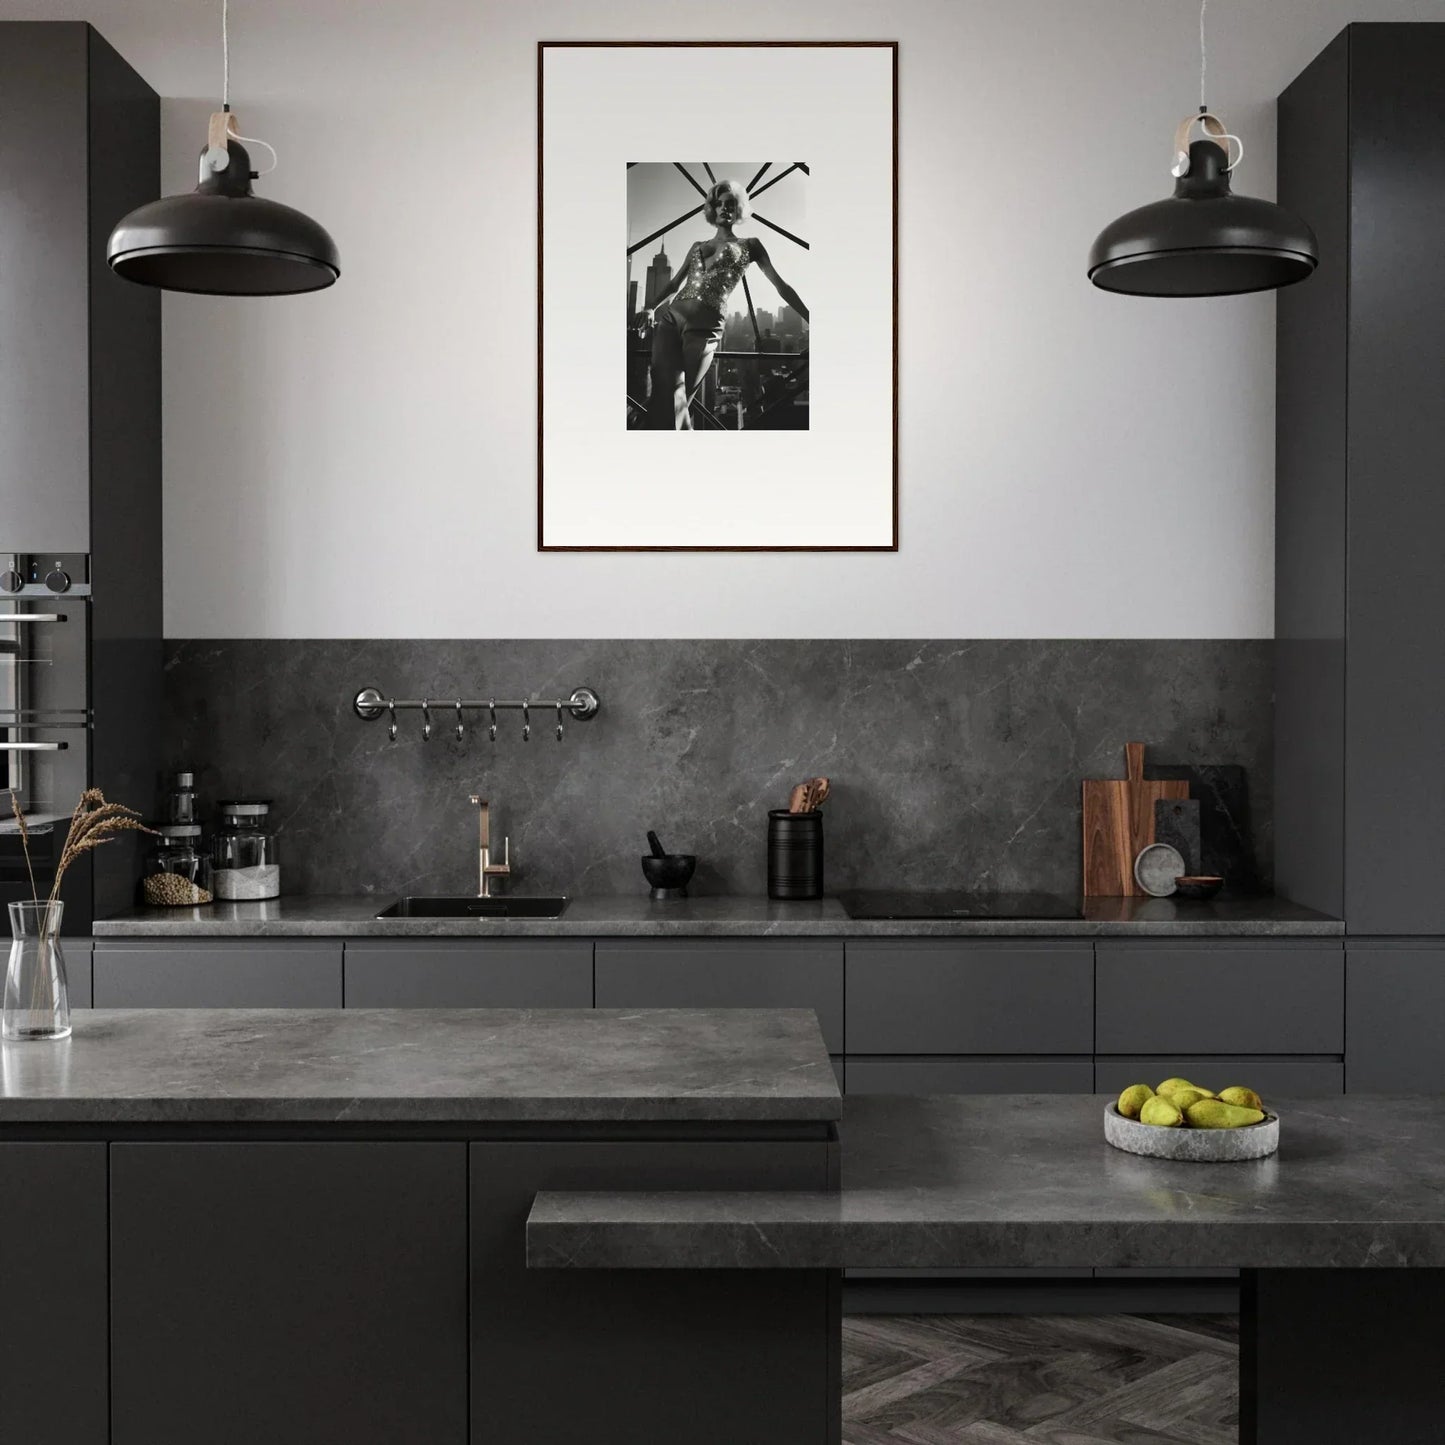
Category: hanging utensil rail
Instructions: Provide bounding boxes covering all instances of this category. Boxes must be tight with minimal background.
[352,685,600,743]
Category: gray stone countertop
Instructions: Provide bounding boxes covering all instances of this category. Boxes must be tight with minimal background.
[0,1008,840,1125]
[91,893,1343,938]
[528,1093,1445,1270]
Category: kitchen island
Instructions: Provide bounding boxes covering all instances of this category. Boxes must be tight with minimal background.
[0,1007,840,1445]
[532,1092,1445,1445]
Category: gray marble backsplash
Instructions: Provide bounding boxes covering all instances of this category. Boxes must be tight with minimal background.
[161,640,1273,900]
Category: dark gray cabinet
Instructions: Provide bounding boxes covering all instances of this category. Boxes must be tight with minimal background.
[94,940,343,1007]
[0,1143,108,1444]
[344,939,592,1008]
[1277,24,1445,935]
[1095,942,1343,1055]
[1345,944,1445,1092]
[110,1142,468,1445]
[1095,1056,1344,1096]
[0,23,161,930]
[595,940,844,1053]
[470,1139,834,1445]
[847,1057,1094,1094]
[846,940,1092,1055]
[0,21,158,546]
[63,939,92,1008]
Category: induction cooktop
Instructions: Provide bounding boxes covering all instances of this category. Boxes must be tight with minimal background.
[837,890,1084,921]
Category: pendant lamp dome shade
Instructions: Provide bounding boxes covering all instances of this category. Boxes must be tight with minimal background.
[107,135,339,296]
[1088,137,1317,297]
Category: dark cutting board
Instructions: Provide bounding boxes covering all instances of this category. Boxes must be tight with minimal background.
[1146,763,1260,893]
[1154,797,1202,877]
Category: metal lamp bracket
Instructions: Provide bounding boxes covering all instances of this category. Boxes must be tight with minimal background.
[1171,111,1243,176]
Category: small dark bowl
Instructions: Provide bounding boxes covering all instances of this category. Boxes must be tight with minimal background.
[642,854,696,899]
[1172,875,1224,901]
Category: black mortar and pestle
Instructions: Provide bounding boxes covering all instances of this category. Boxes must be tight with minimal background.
[642,830,696,900]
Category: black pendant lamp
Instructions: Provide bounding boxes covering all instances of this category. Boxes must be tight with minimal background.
[107,0,338,296]
[1088,0,1316,297]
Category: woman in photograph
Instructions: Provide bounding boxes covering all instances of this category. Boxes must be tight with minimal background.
[642,178,808,430]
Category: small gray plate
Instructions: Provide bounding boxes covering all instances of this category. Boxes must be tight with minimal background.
[1134,842,1185,897]
[1105,1103,1280,1162]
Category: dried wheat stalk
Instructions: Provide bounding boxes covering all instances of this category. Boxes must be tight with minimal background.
[9,789,156,935]
[9,792,39,903]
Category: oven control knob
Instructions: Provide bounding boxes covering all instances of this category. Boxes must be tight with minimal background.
[0,570,21,594]
[44,569,71,594]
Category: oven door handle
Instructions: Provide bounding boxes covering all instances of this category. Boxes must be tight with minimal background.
[0,614,67,625]
[0,741,68,752]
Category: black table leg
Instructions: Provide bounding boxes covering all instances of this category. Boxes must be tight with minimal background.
[1242,1268,1445,1444]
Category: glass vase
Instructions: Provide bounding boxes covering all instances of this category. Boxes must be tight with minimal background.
[4,901,71,1042]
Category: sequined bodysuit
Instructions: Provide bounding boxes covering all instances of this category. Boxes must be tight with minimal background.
[677,237,757,313]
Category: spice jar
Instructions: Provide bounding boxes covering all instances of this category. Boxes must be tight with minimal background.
[163,770,199,826]
[211,800,281,901]
[141,825,214,907]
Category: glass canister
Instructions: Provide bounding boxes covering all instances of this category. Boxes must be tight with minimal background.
[141,825,214,906]
[211,800,281,901]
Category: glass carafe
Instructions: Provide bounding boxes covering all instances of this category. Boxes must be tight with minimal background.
[4,901,71,1041]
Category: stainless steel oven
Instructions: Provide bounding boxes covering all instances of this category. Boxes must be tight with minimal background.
[0,555,92,926]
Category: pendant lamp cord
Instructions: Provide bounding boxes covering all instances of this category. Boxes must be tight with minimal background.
[1199,0,1207,111]
[213,0,279,175]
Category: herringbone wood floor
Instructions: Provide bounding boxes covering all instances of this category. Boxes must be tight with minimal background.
[842,1313,1239,1445]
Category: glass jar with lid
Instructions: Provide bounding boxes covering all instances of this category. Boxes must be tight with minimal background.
[141,825,214,907]
[211,800,281,901]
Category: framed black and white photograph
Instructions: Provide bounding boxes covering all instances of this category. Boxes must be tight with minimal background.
[538,42,897,551]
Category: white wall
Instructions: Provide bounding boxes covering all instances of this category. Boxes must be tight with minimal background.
[2,0,1439,638]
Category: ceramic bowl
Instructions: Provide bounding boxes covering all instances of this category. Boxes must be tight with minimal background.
[1104,1103,1279,1162]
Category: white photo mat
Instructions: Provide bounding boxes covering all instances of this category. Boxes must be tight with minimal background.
[538,42,897,550]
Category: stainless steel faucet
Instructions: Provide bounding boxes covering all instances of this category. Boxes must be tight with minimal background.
[467,795,511,897]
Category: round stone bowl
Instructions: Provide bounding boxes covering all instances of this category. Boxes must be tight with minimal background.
[1104,1103,1280,1162]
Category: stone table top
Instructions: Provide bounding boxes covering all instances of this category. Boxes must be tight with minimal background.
[91,893,1343,938]
[527,1093,1445,1270]
[0,1008,840,1125]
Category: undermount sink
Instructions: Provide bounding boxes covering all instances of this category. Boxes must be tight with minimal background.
[376,896,569,920]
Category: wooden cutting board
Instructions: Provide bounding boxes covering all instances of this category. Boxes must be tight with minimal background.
[1082,742,1189,896]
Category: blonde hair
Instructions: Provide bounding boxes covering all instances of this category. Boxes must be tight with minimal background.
[703,179,752,225]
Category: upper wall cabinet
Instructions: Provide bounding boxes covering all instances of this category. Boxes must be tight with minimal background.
[0,23,158,552]
[1276,23,1445,935]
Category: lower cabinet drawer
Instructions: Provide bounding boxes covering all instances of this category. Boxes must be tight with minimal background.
[344,941,592,1008]
[594,941,844,1053]
[64,941,93,1008]
[1094,1056,1344,1096]
[845,1057,1095,1095]
[1096,942,1343,1054]
[1345,945,1445,1092]
[846,941,1093,1055]
[93,942,343,1008]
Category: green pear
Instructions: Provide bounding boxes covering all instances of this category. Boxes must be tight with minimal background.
[1117,1084,1154,1119]
[1185,1099,1266,1129]
[1165,1086,1212,1111]
[1218,1086,1264,1112]
[1140,1096,1185,1127]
